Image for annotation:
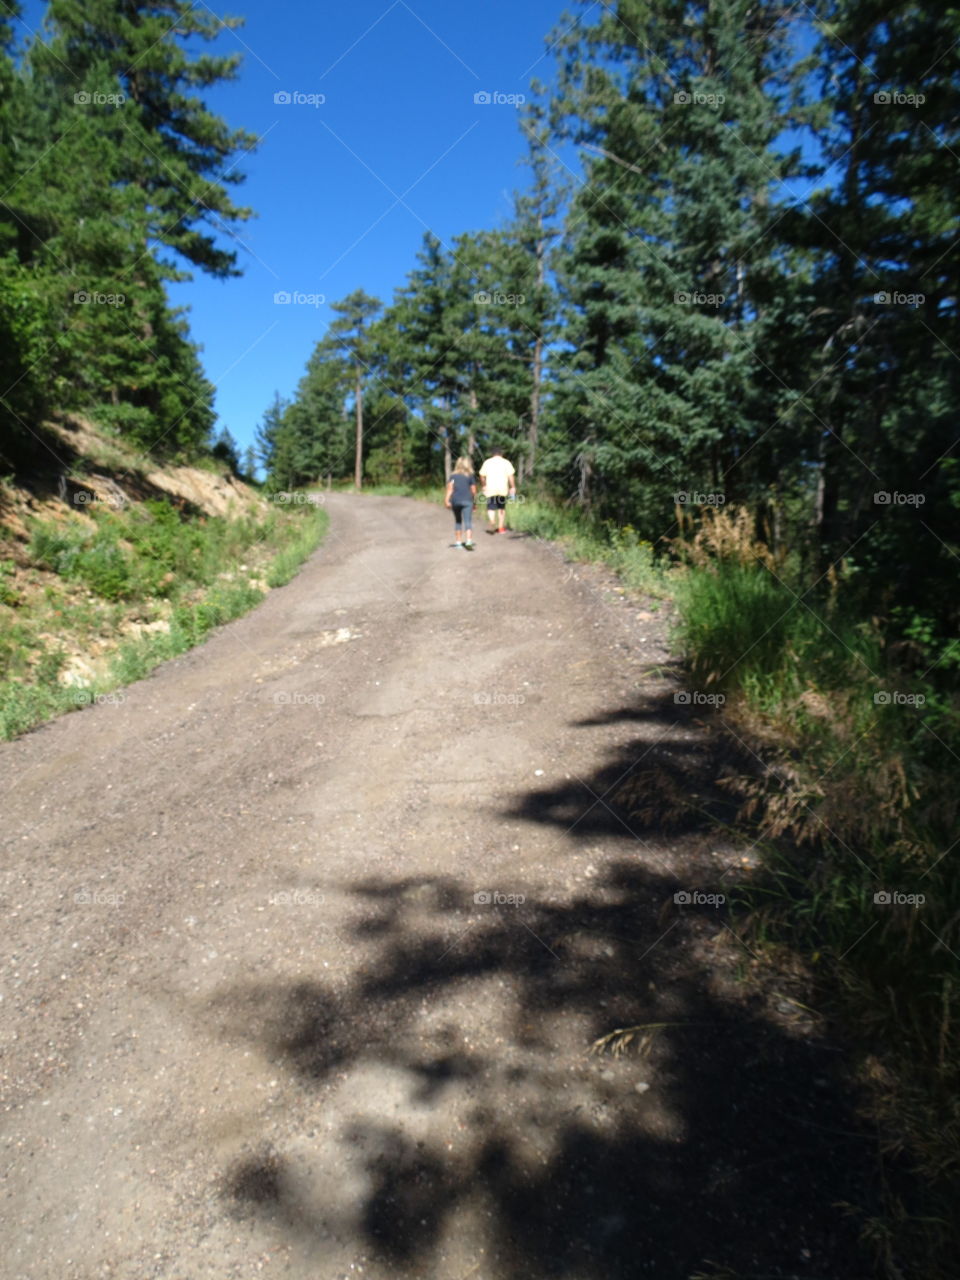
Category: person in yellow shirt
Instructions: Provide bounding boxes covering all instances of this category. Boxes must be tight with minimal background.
[478,447,517,535]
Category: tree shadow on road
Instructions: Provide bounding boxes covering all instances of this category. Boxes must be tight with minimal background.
[209,848,888,1278]
[508,689,759,846]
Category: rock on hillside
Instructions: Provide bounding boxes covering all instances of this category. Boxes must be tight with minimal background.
[0,415,264,548]
[50,416,263,518]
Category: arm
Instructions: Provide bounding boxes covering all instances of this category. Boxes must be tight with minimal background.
[444,479,453,508]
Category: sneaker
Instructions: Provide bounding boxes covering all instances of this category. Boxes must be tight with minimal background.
[464,541,475,550]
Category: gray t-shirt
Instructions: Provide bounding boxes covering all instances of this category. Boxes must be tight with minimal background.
[450,474,475,506]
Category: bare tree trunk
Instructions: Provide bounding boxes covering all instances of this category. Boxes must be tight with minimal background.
[529,213,545,476]
[467,387,477,457]
[441,397,453,481]
[772,491,782,556]
[814,453,825,532]
[577,436,593,507]
[816,419,846,576]
[529,336,542,475]
[353,363,363,489]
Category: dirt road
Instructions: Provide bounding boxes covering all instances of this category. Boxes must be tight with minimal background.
[1,494,883,1279]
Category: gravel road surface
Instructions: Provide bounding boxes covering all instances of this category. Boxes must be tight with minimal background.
[1,494,883,1279]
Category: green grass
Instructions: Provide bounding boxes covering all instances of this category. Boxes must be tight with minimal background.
[0,496,328,740]
[673,555,960,1277]
[0,679,95,741]
[108,579,268,684]
[266,505,329,586]
[0,557,18,606]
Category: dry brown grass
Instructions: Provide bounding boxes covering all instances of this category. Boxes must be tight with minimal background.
[673,503,780,571]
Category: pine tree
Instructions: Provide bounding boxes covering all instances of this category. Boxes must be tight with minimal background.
[242,444,257,483]
[256,392,290,482]
[446,228,528,460]
[0,0,257,462]
[212,426,241,474]
[0,3,17,161]
[510,102,564,480]
[387,231,533,479]
[35,0,257,278]
[546,0,803,525]
[0,7,63,462]
[284,333,352,483]
[790,0,960,610]
[361,311,418,484]
[389,234,463,479]
[326,290,382,487]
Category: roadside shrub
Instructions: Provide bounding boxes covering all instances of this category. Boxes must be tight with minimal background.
[29,519,134,600]
[29,521,88,576]
[74,541,133,600]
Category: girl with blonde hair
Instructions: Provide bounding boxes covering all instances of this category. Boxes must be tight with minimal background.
[444,456,477,549]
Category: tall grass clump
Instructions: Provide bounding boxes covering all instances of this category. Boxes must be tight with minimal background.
[673,506,960,1276]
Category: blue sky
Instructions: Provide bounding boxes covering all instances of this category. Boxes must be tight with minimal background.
[19,0,569,457]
